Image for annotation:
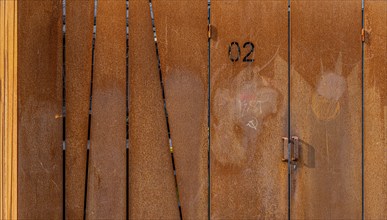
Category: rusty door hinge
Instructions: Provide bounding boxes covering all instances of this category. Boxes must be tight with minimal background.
[291,136,299,161]
[208,24,212,39]
[282,137,289,162]
[361,28,370,43]
[361,28,365,42]
[282,136,299,162]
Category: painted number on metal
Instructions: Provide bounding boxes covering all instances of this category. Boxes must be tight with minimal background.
[228,42,255,63]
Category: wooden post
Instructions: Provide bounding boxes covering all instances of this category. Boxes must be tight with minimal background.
[0,0,17,219]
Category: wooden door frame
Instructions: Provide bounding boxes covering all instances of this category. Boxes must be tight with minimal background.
[0,0,17,219]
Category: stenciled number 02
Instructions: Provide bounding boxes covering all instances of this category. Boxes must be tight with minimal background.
[228,41,255,63]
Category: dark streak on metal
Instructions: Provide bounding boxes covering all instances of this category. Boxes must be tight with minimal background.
[62,1,66,219]
[361,1,365,219]
[84,1,98,218]
[208,1,211,219]
[126,0,129,218]
[148,1,183,219]
[288,1,291,219]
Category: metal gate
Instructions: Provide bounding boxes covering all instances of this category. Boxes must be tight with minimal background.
[5,0,386,219]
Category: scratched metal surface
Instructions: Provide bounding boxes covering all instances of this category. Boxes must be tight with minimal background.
[210,1,288,218]
[65,1,94,219]
[17,1,63,219]
[86,1,127,219]
[364,1,387,219]
[152,0,209,219]
[290,1,362,219]
[128,0,180,219]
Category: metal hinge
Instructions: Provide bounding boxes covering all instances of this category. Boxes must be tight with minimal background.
[282,136,299,162]
[208,24,212,39]
[361,28,370,43]
[291,136,299,161]
[282,137,289,162]
[361,28,365,42]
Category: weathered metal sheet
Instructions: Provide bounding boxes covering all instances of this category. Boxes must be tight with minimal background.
[17,1,63,219]
[65,1,94,219]
[210,1,289,218]
[152,0,209,219]
[290,1,362,219]
[128,0,180,219]
[364,1,387,219]
[86,1,127,219]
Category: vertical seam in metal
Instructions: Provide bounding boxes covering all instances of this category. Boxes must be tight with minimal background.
[207,1,211,220]
[84,1,98,219]
[287,1,291,219]
[361,0,365,219]
[148,1,183,219]
[62,1,66,219]
[125,0,129,219]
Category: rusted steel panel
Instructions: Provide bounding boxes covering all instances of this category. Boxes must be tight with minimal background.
[65,1,94,219]
[17,1,63,219]
[86,1,127,219]
[152,1,209,219]
[128,0,180,219]
[364,1,387,219]
[290,1,362,219]
[210,1,288,219]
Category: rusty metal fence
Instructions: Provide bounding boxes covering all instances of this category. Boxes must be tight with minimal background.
[14,0,386,219]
